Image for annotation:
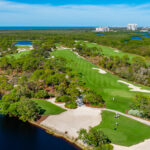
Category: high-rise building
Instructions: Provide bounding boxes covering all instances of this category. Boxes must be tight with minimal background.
[127,24,138,31]
[96,27,110,32]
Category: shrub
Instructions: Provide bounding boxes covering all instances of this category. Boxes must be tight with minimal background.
[56,95,72,103]
[78,128,111,148]
[34,90,50,98]
[128,109,143,117]
[95,144,113,150]
[83,89,105,107]
[65,101,77,109]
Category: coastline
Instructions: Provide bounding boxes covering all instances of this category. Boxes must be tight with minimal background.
[30,121,90,150]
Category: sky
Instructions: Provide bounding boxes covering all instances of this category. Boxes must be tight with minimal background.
[0,0,150,26]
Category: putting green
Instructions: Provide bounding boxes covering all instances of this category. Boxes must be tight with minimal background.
[95,110,150,146]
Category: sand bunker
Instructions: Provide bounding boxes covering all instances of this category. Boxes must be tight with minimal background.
[73,51,85,59]
[41,106,101,138]
[118,80,150,93]
[113,139,150,150]
[93,68,107,74]
[114,50,119,53]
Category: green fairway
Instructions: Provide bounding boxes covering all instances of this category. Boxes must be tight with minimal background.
[32,99,66,115]
[87,42,135,59]
[78,41,150,64]
[95,111,150,146]
[52,49,150,113]
[16,45,32,48]
[7,51,31,59]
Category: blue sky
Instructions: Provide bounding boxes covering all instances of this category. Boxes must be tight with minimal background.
[7,0,150,5]
[0,0,150,26]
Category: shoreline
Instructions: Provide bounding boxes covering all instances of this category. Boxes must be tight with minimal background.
[30,121,90,150]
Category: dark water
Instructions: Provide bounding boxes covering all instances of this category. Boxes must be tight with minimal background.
[15,41,32,45]
[0,115,80,150]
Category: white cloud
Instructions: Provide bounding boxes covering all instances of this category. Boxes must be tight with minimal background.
[0,1,150,26]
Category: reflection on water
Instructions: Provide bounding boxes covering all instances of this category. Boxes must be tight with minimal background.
[0,115,80,150]
[15,41,33,45]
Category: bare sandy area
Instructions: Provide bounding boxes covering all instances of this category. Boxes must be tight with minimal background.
[41,105,101,138]
[17,45,33,53]
[92,67,107,74]
[118,80,150,93]
[113,139,150,150]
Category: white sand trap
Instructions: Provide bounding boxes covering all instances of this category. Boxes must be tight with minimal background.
[93,68,107,74]
[114,50,119,53]
[113,139,150,150]
[41,106,101,138]
[118,80,150,93]
[73,51,85,59]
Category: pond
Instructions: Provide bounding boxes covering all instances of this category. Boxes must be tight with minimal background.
[15,41,33,45]
[137,32,150,37]
[131,36,143,40]
[0,115,80,150]
[96,33,105,36]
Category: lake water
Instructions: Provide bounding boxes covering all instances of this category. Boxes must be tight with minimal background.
[137,32,150,37]
[15,41,32,45]
[125,36,143,43]
[96,33,105,36]
[131,36,143,40]
[0,115,80,150]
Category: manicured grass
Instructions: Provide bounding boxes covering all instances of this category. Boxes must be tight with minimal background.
[78,41,150,64]
[7,51,31,59]
[52,49,150,113]
[32,99,66,115]
[16,45,32,48]
[95,111,150,146]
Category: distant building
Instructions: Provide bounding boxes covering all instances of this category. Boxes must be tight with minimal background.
[127,24,138,31]
[96,27,110,32]
[140,27,149,32]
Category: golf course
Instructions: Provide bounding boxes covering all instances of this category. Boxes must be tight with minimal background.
[52,48,150,113]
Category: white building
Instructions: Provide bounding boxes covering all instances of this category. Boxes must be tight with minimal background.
[127,24,138,31]
[96,27,110,32]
